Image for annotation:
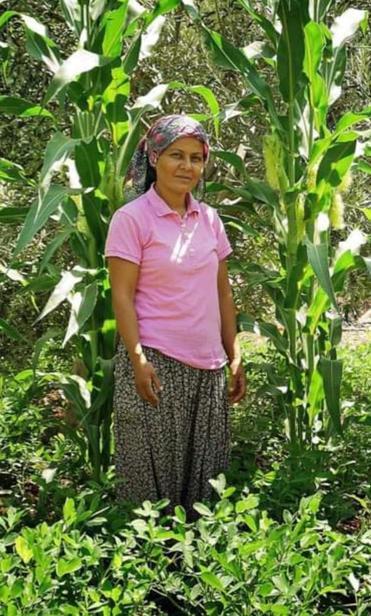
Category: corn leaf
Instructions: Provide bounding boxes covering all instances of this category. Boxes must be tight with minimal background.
[238,314,288,354]
[277,0,308,103]
[13,185,69,258]
[0,159,29,184]
[306,240,338,310]
[331,8,368,49]
[63,282,99,346]
[40,132,77,187]
[75,139,101,189]
[317,134,356,187]
[36,267,85,322]
[44,50,112,104]
[318,357,343,434]
[102,3,129,57]
[201,26,281,130]
[0,95,55,119]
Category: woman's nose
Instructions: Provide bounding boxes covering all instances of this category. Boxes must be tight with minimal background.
[180,157,192,169]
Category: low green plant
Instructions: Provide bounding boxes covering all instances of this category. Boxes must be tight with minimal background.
[0,478,370,615]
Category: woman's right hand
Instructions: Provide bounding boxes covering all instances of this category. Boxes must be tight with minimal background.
[134,361,162,407]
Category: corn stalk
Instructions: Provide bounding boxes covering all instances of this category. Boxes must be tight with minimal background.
[195,0,370,448]
[0,0,219,479]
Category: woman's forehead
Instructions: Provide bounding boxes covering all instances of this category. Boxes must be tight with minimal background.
[167,137,204,152]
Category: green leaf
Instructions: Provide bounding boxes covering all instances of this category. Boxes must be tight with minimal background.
[235,495,259,513]
[193,503,213,516]
[141,15,167,59]
[39,228,73,273]
[334,106,371,136]
[15,536,33,564]
[102,3,129,57]
[187,85,220,138]
[56,557,82,577]
[13,185,69,258]
[201,26,281,130]
[122,35,142,75]
[40,131,76,187]
[317,134,356,187]
[63,282,99,346]
[44,50,112,104]
[36,267,85,321]
[63,497,77,524]
[277,0,308,103]
[306,240,338,309]
[117,108,146,177]
[0,95,54,119]
[244,177,279,207]
[0,206,30,224]
[32,328,61,375]
[238,314,288,354]
[355,161,371,176]
[307,368,324,424]
[75,139,101,188]
[304,22,325,83]
[0,319,28,342]
[200,571,225,592]
[331,8,368,49]
[208,473,226,496]
[181,0,199,20]
[318,357,343,434]
[0,11,18,29]
[21,14,61,73]
[238,0,278,46]
[59,0,81,34]
[213,150,246,176]
[0,159,29,184]
[152,0,181,19]
[326,45,346,106]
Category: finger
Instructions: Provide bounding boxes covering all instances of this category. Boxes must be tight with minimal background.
[152,371,163,393]
[138,383,159,407]
[232,376,246,403]
[146,381,160,407]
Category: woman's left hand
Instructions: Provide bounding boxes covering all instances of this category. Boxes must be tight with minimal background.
[228,359,246,404]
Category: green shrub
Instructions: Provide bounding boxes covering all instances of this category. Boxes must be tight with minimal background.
[0,480,370,615]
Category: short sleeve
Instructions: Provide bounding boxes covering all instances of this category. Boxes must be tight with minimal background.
[213,211,233,261]
[104,210,142,264]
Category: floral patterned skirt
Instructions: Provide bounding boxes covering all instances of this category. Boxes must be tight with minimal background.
[113,340,230,517]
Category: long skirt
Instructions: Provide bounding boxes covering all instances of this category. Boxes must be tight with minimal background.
[113,340,230,516]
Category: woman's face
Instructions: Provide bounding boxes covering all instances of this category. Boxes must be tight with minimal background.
[154,137,205,195]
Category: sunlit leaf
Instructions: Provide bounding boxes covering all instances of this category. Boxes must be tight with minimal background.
[63,282,98,346]
[44,50,112,104]
[0,95,54,119]
[13,185,69,258]
[306,240,338,309]
[331,8,368,49]
[36,267,85,321]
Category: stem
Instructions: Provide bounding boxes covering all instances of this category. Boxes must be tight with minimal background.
[288,102,296,186]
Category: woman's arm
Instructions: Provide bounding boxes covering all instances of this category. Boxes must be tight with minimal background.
[217,260,246,403]
[108,257,162,406]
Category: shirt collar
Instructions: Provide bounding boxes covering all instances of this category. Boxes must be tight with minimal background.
[146,182,200,217]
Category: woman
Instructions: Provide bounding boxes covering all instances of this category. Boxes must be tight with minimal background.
[105,114,246,517]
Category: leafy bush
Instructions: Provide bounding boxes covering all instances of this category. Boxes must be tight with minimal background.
[0,481,370,615]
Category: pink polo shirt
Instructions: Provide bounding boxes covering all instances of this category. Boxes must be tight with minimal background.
[105,183,232,369]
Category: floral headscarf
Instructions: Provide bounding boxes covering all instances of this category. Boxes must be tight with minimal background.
[126,114,210,196]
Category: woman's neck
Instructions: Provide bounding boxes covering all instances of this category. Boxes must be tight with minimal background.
[154,183,188,215]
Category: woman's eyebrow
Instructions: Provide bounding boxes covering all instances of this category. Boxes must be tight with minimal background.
[169,148,203,155]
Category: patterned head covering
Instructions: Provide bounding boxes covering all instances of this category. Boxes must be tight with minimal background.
[126,114,210,196]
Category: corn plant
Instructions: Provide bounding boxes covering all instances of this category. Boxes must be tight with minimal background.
[0,0,219,480]
[192,0,371,448]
